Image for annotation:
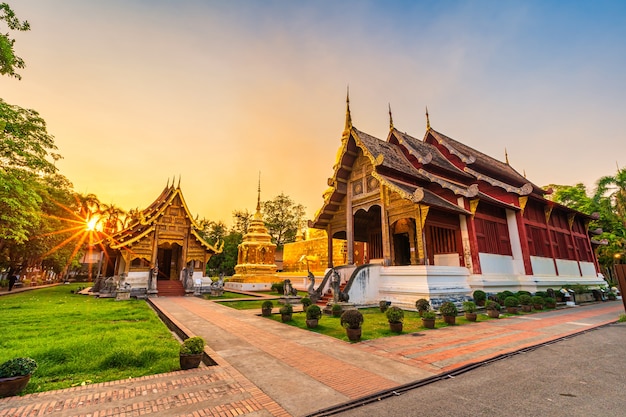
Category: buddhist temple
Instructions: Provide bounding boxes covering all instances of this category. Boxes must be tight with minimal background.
[308,95,604,308]
[101,179,222,296]
[228,179,278,291]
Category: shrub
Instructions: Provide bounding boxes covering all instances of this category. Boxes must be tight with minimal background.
[544,297,556,307]
[379,300,389,312]
[385,306,405,323]
[340,309,364,329]
[415,298,430,313]
[496,292,508,305]
[0,357,38,377]
[301,297,312,308]
[261,300,274,310]
[279,304,293,315]
[180,336,205,355]
[462,301,477,313]
[422,311,436,320]
[306,304,322,320]
[485,300,500,311]
[504,296,519,308]
[518,294,532,305]
[271,282,284,294]
[535,291,547,298]
[531,295,545,306]
[331,303,343,315]
[472,290,486,303]
[439,301,458,317]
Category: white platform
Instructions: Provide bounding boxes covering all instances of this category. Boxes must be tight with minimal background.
[225,282,272,292]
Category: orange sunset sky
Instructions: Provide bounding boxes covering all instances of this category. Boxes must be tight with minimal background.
[2,1,625,226]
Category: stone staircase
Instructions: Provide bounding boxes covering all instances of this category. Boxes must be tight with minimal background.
[157,280,186,297]
[316,283,347,306]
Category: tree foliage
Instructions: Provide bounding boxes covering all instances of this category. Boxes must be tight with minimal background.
[0,2,30,80]
[262,193,306,249]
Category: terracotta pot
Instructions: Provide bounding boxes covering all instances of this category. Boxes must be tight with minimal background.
[487,309,500,318]
[464,312,477,322]
[281,314,292,322]
[0,374,31,398]
[389,322,403,333]
[346,328,361,342]
[179,354,203,370]
[306,319,319,328]
[521,305,532,312]
[506,307,518,314]
[533,305,543,310]
[422,318,435,329]
[261,308,272,317]
[443,315,456,325]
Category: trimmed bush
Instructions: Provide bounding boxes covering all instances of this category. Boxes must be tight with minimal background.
[261,300,274,310]
[518,294,532,306]
[301,297,312,308]
[180,337,205,355]
[415,298,430,313]
[531,295,545,306]
[340,309,364,329]
[504,296,519,308]
[439,301,458,317]
[306,304,322,320]
[385,306,405,323]
[0,357,38,377]
[473,290,486,305]
[462,301,477,313]
[279,304,293,315]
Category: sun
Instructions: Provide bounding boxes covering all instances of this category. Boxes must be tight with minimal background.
[86,216,100,231]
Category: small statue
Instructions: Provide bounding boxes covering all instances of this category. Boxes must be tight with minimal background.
[330,268,349,303]
[307,271,318,303]
[283,279,297,297]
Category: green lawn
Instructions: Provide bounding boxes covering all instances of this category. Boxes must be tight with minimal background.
[0,284,180,394]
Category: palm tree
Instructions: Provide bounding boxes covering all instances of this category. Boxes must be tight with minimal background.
[594,167,626,229]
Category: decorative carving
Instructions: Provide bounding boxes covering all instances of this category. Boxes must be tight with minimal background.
[544,205,553,224]
[352,180,363,195]
[518,196,528,215]
[469,199,480,215]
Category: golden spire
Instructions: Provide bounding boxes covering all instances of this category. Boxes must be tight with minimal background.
[505,148,510,165]
[388,103,394,131]
[254,171,263,220]
[177,175,181,189]
[344,86,352,132]
[523,169,527,178]
[425,106,431,131]
[166,177,170,188]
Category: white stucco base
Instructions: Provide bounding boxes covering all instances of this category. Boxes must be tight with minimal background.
[224,282,272,292]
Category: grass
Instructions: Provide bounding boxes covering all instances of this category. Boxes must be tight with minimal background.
[0,284,180,394]
[619,314,626,322]
[202,291,258,300]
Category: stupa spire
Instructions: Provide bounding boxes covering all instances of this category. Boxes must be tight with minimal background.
[344,86,352,132]
[425,106,431,131]
[505,148,510,165]
[388,103,394,131]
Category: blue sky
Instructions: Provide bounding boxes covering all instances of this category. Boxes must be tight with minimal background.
[2,0,625,225]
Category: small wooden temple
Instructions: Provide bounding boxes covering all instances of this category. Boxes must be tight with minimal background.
[308,95,604,308]
[101,180,222,296]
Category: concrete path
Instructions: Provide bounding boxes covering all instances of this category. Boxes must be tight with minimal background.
[0,297,622,417]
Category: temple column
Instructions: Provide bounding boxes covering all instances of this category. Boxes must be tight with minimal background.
[327,225,334,268]
[346,182,354,264]
[515,198,533,275]
[466,199,482,274]
[380,185,392,265]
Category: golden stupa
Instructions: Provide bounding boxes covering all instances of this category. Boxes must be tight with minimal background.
[231,180,278,285]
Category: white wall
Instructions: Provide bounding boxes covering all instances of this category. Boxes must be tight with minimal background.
[479,253,515,275]
[531,256,557,276]
[556,259,581,277]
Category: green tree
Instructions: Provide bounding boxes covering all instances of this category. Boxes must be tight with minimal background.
[0,2,30,80]
[262,193,306,249]
[231,209,252,235]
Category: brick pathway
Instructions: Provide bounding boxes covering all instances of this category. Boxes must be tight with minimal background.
[1,295,622,417]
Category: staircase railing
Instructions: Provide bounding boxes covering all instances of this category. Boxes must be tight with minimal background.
[314,265,353,302]
[343,263,377,299]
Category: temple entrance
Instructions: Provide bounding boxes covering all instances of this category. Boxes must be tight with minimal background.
[393,233,411,265]
[354,205,382,263]
[157,243,182,280]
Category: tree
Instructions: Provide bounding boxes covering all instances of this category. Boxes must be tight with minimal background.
[231,209,252,235]
[0,2,30,80]
[262,193,306,249]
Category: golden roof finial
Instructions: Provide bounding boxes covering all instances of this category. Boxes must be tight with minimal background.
[523,169,527,178]
[171,175,176,189]
[256,171,262,214]
[177,175,181,189]
[425,106,431,131]
[166,177,170,188]
[388,103,394,131]
[344,85,352,132]
[505,148,510,165]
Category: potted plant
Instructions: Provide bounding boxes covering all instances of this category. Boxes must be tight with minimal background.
[485,300,500,318]
[531,295,545,310]
[179,336,205,370]
[301,297,312,309]
[305,304,322,328]
[519,294,532,312]
[340,309,364,342]
[473,290,487,306]
[544,296,557,309]
[261,300,274,316]
[415,298,430,316]
[504,296,519,314]
[379,300,389,313]
[440,301,458,325]
[463,301,477,322]
[0,357,37,398]
[280,303,293,322]
[331,303,343,317]
[385,306,405,333]
[421,310,436,329]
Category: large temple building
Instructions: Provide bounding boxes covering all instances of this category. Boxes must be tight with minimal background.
[308,97,604,308]
[101,181,222,296]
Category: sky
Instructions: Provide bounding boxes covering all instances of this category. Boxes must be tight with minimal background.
[2,0,625,226]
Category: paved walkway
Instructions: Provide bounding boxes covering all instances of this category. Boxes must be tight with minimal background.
[0,296,622,417]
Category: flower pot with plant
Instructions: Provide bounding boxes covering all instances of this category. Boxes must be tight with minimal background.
[531,295,545,310]
[340,309,364,342]
[415,298,430,317]
[261,300,274,317]
[306,304,322,328]
[301,297,312,309]
[385,306,405,333]
[421,310,436,329]
[463,301,477,321]
[331,303,343,317]
[544,296,556,309]
[0,357,37,398]
[504,296,519,314]
[440,301,458,325]
[179,336,205,370]
[280,303,293,322]
[379,300,389,313]
[486,300,500,318]
[519,294,532,312]
[473,290,487,306]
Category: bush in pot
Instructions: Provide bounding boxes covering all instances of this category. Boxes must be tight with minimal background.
[415,298,430,316]
[0,357,37,398]
[379,300,389,312]
[440,301,458,325]
[485,300,500,318]
[305,304,322,328]
[504,296,519,314]
[544,296,556,309]
[473,290,487,306]
[462,301,477,322]
[331,303,343,317]
[261,300,274,316]
[385,306,405,333]
[421,310,437,329]
[531,295,545,310]
[519,294,532,312]
[301,297,312,309]
[280,303,293,322]
[340,309,364,342]
[179,336,205,370]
